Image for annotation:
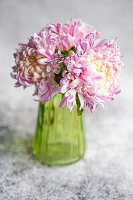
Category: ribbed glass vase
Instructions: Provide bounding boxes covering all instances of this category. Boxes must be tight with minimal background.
[33,94,85,166]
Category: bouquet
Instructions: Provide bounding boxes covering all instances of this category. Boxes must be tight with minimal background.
[11,19,123,114]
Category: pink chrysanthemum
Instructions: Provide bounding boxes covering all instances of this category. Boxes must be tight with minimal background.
[58,32,123,112]
[43,19,95,51]
[11,32,61,100]
[11,35,54,86]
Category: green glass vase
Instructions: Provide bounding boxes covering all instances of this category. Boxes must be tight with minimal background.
[33,94,85,166]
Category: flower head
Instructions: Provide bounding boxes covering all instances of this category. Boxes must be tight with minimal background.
[44,19,95,51]
[59,32,122,112]
[11,32,61,100]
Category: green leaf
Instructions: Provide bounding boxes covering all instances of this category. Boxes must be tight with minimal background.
[61,50,71,57]
[76,93,83,116]
[71,46,75,52]
[54,63,68,85]
[54,49,58,53]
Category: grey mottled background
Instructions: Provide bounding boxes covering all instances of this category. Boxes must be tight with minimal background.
[0,0,133,199]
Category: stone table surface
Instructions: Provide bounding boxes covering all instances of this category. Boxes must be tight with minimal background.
[0,0,133,199]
